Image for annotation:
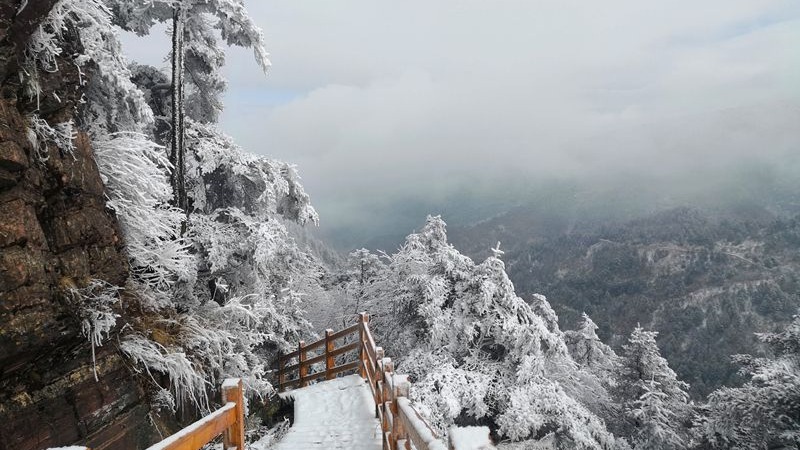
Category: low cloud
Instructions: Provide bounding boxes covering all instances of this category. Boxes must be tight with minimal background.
[121,0,800,247]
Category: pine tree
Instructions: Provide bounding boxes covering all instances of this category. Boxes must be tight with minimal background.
[630,379,686,449]
[27,0,321,412]
[698,315,800,448]
[617,326,690,450]
[564,313,623,428]
[108,0,270,211]
[339,249,385,326]
[565,314,620,379]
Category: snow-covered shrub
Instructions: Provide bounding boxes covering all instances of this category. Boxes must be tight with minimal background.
[185,120,318,225]
[151,388,176,414]
[183,121,322,355]
[496,382,615,449]
[92,120,323,411]
[403,354,493,429]
[26,0,152,129]
[184,296,276,399]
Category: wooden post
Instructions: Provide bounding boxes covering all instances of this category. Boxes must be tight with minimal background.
[222,378,245,450]
[325,329,335,380]
[278,357,285,391]
[384,358,395,450]
[359,312,369,378]
[374,347,385,418]
[298,340,308,387]
[394,376,411,450]
[378,355,389,449]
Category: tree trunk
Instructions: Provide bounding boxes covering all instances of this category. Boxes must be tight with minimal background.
[170,4,187,213]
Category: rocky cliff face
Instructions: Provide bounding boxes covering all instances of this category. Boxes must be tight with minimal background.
[0,1,161,448]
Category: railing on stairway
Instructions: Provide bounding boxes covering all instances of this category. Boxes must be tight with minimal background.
[276,318,363,390]
[144,378,246,450]
[277,312,494,450]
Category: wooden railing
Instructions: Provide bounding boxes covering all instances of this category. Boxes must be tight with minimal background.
[277,313,493,450]
[144,378,245,450]
[277,319,364,390]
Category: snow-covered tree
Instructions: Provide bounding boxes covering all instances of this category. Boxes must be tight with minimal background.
[25,0,322,415]
[108,0,269,123]
[565,314,620,383]
[697,315,800,449]
[362,216,617,449]
[170,4,187,210]
[616,326,691,450]
[331,249,386,327]
[564,314,623,431]
[108,0,270,210]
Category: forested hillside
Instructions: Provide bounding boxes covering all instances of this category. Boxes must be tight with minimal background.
[329,216,800,448]
[451,206,800,396]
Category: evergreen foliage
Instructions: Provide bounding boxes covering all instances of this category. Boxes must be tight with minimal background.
[24,0,322,414]
[108,0,269,123]
[354,216,618,449]
[616,327,691,450]
[699,316,800,449]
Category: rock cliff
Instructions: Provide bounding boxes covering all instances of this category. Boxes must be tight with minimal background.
[0,1,161,448]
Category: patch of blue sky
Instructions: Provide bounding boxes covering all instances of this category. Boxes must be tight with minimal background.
[670,6,800,47]
[719,9,800,40]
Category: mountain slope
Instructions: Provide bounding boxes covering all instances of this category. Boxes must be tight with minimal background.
[451,206,800,396]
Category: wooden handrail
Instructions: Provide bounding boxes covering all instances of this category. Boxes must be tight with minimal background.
[276,312,493,450]
[141,312,491,450]
[277,316,366,388]
[278,323,360,363]
[145,378,245,450]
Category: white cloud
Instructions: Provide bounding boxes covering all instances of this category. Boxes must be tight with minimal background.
[119,0,800,240]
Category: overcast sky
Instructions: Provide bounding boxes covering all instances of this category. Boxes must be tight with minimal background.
[121,0,800,248]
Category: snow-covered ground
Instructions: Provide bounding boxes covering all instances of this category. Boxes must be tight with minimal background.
[254,375,382,450]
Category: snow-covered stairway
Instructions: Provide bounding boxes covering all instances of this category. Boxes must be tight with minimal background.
[273,313,494,450]
[271,375,382,450]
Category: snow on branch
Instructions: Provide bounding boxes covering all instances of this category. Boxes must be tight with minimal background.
[26,0,152,130]
[92,131,194,292]
[68,279,122,381]
[26,114,76,161]
[121,334,211,413]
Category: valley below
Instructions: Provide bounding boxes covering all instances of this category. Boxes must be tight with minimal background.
[450,205,800,397]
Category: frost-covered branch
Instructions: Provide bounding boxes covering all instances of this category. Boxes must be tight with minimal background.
[26,114,76,161]
[69,279,122,381]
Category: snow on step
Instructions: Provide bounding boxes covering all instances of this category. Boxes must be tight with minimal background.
[265,374,382,450]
